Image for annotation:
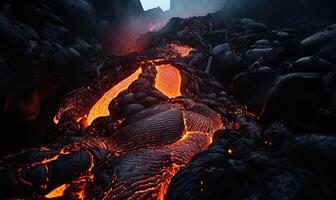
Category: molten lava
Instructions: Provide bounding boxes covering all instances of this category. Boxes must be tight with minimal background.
[168,43,193,57]
[155,64,182,98]
[0,36,251,200]
[45,184,70,199]
[87,68,142,125]
[86,64,182,125]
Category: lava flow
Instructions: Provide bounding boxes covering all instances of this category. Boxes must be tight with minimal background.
[0,43,233,199]
[87,63,182,125]
[154,64,182,98]
[87,68,143,125]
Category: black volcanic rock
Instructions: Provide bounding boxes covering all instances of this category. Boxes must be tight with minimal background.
[167,128,336,200]
[91,0,144,24]
[301,24,336,55]
[211,0,336,30]
[47,0,98,39]
[261,73,326,122]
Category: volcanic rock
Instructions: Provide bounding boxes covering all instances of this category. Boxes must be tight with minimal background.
[245,48,273,62]
[317,38,336,64]
[213,43,231,55]
[301,24,336,55]
[245,22,268,33]
[48,0,98,38]
[291,56,335,73]
[261,73,326,121]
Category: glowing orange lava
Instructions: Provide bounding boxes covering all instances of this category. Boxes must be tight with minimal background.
[86,64,182,125]
[168,43,193,57]
[45,184,70,199]
[155,64,182,98]
[87,68,142,125]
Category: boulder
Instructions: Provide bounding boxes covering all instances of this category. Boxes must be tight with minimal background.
[245,22,268,33]
[291,56,335,73]
[251,39,272,48]
[261,73,327,121]
[215,50,242,66]
[317,38,336,64]
[245,48,273,62]
[213,43,231,55]
[301,24,336,55]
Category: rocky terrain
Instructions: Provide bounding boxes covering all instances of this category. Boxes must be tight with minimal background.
[1,0,336,199]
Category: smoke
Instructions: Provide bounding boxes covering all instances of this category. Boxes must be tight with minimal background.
[108,0,228,55]
[168,0,228,18]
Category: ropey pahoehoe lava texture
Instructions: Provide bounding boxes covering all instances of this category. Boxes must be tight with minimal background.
[0,42,252,199]
[1,0,336,199]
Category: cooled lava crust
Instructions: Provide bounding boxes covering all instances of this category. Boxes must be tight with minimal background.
[0,43,252,199]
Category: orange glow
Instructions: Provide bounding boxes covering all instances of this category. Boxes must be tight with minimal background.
[45,184,70,199]
[86,64,182,125]
[87,68,142,125]
[227,148,233,155]
[168,43,193,57]
[155,64,182,98]
[30,148,71,167]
